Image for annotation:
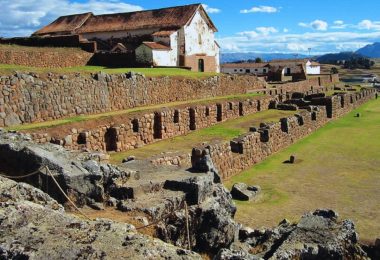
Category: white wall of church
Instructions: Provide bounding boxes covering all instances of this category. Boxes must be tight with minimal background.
[184,10,217,56]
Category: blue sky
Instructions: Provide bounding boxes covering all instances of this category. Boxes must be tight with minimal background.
[1,0,380,54]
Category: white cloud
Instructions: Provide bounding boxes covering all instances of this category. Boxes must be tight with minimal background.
[240,6,278,14]
[299,20,328,31]
[357,20,380,30]
[0,0,143,37]
[202,4,221,14]
[331,20,347,29]
[237,27,278,39]
[256,27,278,36]
[283,28,289,33]
[286,43,312,52]
[217,30,380,54]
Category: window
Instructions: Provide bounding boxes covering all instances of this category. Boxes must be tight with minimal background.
[234,69,237,72]
[240,69,243,72]
[255,69,258,71]
[198,33,202,45]
[263,69,267,73]
[229,102,233,110]
[246,69,250,73]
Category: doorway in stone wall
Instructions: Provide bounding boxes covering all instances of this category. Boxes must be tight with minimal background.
[153,112,162,139]
[216,104,222,122]
[105,127,118,151]
[189,108,196,130]
[198,59,205,72]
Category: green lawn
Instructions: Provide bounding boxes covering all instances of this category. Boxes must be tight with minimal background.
[110,109,295,164]
[225,98,380,243]
[0,64,218,78]
[9,93,262,131]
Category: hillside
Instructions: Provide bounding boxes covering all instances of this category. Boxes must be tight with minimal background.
[316,52,365,63]
[356,42,380,58]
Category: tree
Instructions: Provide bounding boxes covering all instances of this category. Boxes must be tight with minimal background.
[255,57,263,63]
[330,67,339,74]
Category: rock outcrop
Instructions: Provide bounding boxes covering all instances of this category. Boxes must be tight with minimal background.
[222,209,369,259]
[0,176,200,259]
[0,129,135,207]
[230,183,261,201]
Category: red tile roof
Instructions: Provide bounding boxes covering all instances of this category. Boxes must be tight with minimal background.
[33,4,217,36]
[142,42,171,50]
[33,12,92,36]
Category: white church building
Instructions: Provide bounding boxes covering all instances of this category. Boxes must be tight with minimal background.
[33,4,220,72]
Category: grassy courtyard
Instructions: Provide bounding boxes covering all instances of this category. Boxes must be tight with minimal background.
[225,98,380,243]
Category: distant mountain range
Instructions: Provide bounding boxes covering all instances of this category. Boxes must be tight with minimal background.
[315,52,365,63]
[355,42,380,58]
[220,52,309,63]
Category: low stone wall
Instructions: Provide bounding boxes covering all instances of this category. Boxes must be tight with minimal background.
[0,47,93,68]
[30,96,273,152]
[0,72,267,127]
[191,88,376,180]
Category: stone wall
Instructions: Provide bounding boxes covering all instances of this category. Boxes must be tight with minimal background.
[0,72,267,127]
[29,96,273,152]
[0,47,94,68]
[27,85,334,156]
[0,72,337,128]
[191,88,376,180]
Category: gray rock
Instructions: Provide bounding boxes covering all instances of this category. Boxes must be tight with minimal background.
[239,209,368,259]
[122,156,135,163]
[0,177,200,259]
[214,248,261,260]
[231,183,261,201]
[0,131,129,207]
[4,112,21,126]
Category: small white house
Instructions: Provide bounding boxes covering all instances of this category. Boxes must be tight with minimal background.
[221,63,269,75]
[305,60,321,75]
[222,59,321,76]
[135,41,174,66]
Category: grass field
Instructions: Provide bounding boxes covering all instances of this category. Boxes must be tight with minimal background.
[110,109,295,164]
[8,93,262,131]
[225,98,380,243]
[0,64,218,78]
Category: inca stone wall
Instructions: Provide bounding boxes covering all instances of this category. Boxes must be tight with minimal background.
[29,96,273,152]
[191,88,376,180]
[0,72,268,127]
[0,72,338,127]
[28,85,333,154]
[0,48,93,68]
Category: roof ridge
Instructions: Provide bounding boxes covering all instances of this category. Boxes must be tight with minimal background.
[89,3,201,17]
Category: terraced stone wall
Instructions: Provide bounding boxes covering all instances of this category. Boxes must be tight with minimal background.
[192,88,376,180]
[0,72,337,127]
[30,97,273,152]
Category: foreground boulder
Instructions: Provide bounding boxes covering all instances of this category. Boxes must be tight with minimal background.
[222,209,369,259]
[0,176,200,259]
[0,130,133,207]
[230,183,261,201]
